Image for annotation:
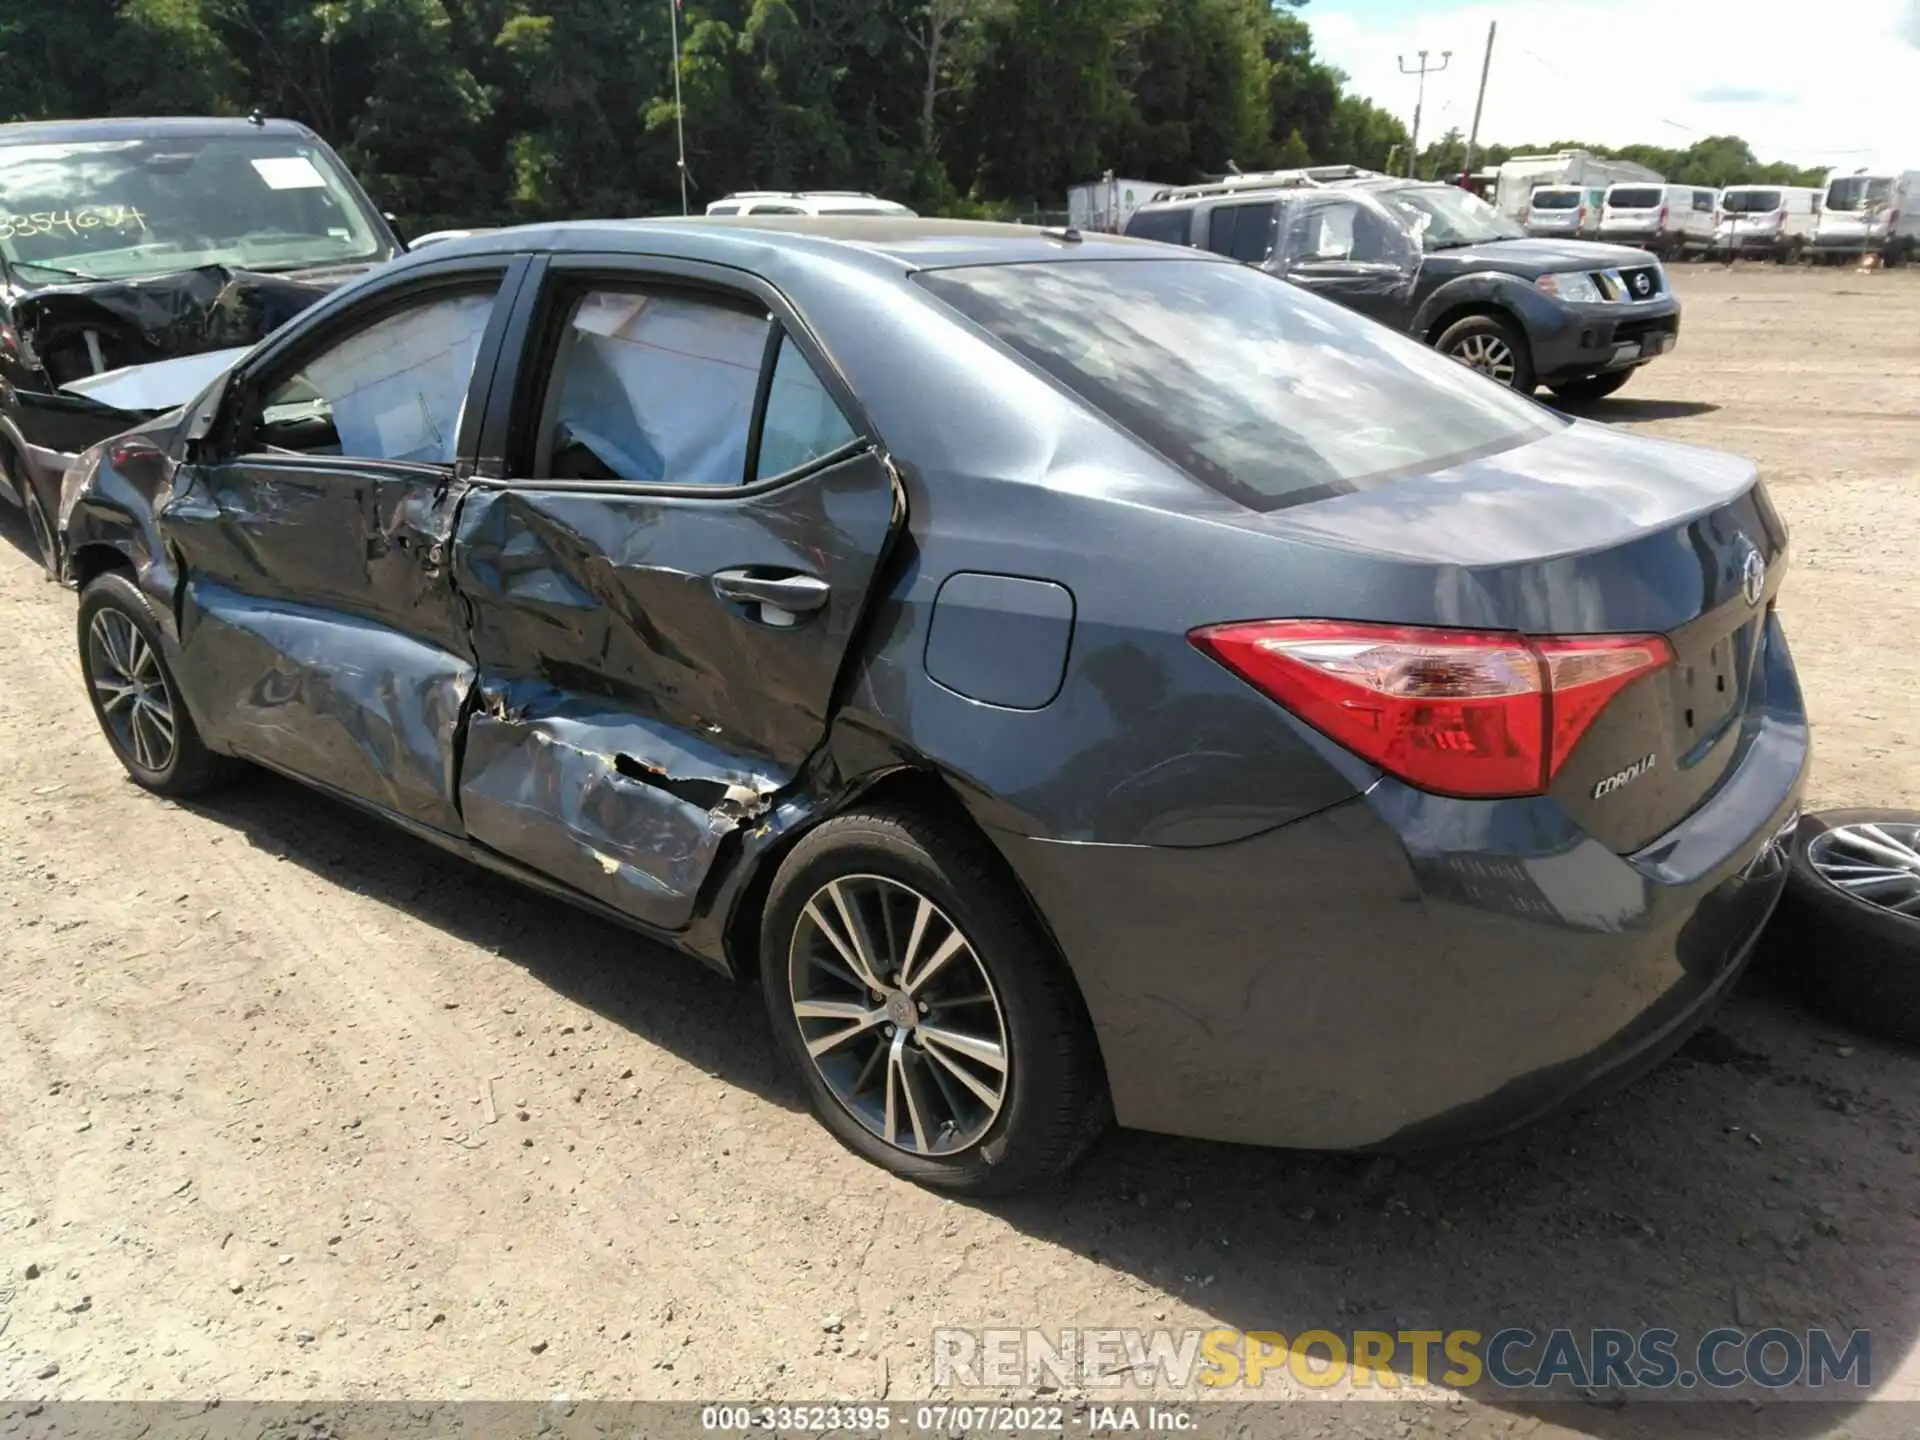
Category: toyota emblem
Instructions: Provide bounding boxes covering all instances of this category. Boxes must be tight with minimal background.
[1633,271,1651,296]
[1740,546,1766,607]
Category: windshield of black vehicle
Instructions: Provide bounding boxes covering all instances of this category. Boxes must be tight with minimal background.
[1720,189,1783,214]
[916,258,1561,510]
[1373,186,1523,249]
[1608,187,1664,209]
[0,134,390,282]
[1824,177,1893,213]
[1530,189,1580,210]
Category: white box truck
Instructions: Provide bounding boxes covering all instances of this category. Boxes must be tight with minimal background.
[1811,168,1920,263]
[1068,175,1170,234]
[1492,151,1663,224]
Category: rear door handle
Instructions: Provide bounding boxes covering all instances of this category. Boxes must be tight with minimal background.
[711,567,831,622]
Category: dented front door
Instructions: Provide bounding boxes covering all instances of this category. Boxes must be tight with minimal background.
[162,262,523,831]
[450,264,901,932]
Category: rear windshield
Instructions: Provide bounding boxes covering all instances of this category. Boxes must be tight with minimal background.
[1530,189,1580,209]
[1608,187,1663,209]
[1825,177,1893,212]
[1720,189,1782,213]
[916,258,1561,511]
[1123,207,1194,246]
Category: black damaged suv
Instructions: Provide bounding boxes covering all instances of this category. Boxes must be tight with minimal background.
[0,116,403,576]
[1125,173,1681,402]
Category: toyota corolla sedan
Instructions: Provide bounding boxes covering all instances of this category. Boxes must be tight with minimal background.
[60,218,1807,1194]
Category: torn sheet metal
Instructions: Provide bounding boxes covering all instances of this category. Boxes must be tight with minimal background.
[57,345,249,412]
[458,680,784,932]
[11,265,333,385]
[175,580,474,833]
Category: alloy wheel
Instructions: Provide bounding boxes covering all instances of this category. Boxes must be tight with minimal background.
[1808,821,1920,917]
[87,609,178,773]
[1449,332,1518,385]
[788,874,1010,1156]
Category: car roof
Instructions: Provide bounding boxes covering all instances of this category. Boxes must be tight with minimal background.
[0,116,318,145]
[390,215,1195,275]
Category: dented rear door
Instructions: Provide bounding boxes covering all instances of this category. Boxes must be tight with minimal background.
[450,256,901,932]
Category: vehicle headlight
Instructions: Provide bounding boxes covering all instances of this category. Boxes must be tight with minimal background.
[1536,271,1606,303]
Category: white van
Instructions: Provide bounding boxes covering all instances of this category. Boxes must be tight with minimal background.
[1810,171,1919,263]
[1600,183,1717,257]
[1522,185,1607,238]
[705,191,917,217]
[1711,186,1820,260]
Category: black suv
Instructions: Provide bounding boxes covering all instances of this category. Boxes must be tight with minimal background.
[1125,176,1681,401]
[1,116,403,577]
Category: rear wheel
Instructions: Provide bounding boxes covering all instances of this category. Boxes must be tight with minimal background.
[760,804,1108,1194]
[1549,369,1634,405]
[1434,313,1535,393]
[77,570,233,798]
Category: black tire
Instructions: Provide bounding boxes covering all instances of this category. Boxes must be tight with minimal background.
[22,483,59,581]
[1433,313,1536,393]
[1549,369,1634,405]
[1755,808,1920,1047]
[77,570,234,798]
[759,803,1109,1194]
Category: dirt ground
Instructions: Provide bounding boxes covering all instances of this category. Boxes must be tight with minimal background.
[3,264,1919,1435]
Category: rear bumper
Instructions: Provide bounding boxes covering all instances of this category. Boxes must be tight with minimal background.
[995,620,1808,1152]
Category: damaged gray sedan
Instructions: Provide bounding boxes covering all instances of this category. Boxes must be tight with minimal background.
[63,218,1807,1193]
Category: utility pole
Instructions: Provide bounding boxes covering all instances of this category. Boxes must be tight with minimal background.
[1397,49,1451,178]
[669,0,690,215]
[1461,21,1497,184]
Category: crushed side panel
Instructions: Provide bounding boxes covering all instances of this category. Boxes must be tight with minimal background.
[177,581,475,831]
[458,679,783,932]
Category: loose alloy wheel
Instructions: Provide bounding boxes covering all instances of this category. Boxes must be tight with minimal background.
[789,875,1009,1156]
[1755,808,1920,1049]
[761,805,1108,1193]
[77,570,234,797]
[1807,821,1920,918]
[88,608,178,774]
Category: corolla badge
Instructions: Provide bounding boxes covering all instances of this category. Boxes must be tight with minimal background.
[1593,752,1657,799]
[1740,544,1767,607]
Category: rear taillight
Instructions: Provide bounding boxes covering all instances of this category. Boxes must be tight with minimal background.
[109,436,165,467]
[1190,620,1673,799]
[1657,205,1669,230]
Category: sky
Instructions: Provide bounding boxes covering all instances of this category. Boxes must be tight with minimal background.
[1306,0,1920,176]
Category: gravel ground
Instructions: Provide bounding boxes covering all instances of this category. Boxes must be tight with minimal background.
[2,262,1917,1437]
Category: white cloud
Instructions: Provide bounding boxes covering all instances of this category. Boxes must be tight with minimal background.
[1311,0,1919,176]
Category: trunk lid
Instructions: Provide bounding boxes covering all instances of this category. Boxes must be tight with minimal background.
[1251,422,1787,851]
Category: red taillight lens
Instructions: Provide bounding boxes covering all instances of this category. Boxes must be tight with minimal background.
[109,436,164,467]
[1190,620,1672,799]
[1657,205,1669,229]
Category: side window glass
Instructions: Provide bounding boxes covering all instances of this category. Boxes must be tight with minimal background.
[538,289,769,485]
[1205,206,1240,257]
[756,335,858,480]
[255,286,497,462]
[1304,202,1357,260]
[1206,204,1278,264]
